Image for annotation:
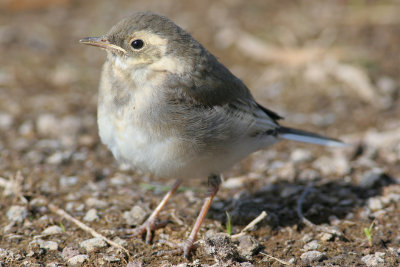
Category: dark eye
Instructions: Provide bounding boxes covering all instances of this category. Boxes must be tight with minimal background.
[130,39,144,50]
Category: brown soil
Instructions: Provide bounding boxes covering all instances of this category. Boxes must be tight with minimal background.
[0,1,399,266]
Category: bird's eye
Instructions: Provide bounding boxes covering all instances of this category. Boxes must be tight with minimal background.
[130,39,144,50]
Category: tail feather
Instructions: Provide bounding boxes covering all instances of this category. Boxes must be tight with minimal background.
[278,126,347,147]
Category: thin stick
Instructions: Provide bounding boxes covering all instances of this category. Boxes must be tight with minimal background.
[260,252,291,265]
[48,203,130,255]
[231,211,267,239]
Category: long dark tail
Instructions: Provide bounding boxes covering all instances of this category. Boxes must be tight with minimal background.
[278,126,347,147]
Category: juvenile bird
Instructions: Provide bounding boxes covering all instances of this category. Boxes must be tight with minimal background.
[80,12,345,258]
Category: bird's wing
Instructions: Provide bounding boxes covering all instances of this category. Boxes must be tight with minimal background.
[166,52,282,132]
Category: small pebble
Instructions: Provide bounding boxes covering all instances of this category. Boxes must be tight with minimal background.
[36,114,58,136]
[6,205,28,223]
[0,112,13,130]
[42,225,63,235]
[85,198,108,208]
[368,197,383,211]
[36,239,58,251]
[83,208,99,222]
[126,260,145,267]
[30,197,48,207]
[237,235,261,258]
[60,176,79,187]
[300,251,327,264]
[103,255,120,263]
[361,252,385,267]
[203,233,240,263]
[276,162,296,180]
[61,246,80,261]
[303,240,320,251]
[319,232,334,242]
[0,248,15,260]
[377,76,397,95]
[123,205,148,226]
[18,120,34,136]
[67,254,89,266]
[298,168,320,181]
[290,149,313,163]
[110,173,131,186]
[388,247,399,257]
[301,233,313,243]
[312,155,350,176]
[359,168,384,188]
[80,237,107,252]
[381,193,400,205]
[46,152,64,165]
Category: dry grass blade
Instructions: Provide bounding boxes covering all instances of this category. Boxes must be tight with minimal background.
[0,171,28,204]
[48,203,130,255]
[260,252,291,265]
[231,211,267,239]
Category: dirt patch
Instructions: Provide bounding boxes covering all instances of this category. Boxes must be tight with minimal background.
[0,1,399,266]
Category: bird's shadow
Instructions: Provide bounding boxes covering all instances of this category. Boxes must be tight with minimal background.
[208,173,395,229]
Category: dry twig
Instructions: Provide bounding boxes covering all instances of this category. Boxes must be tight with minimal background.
[0,171,28,203]
[231,211,267,239]
[261,251,291,265]
[48,203,130,255]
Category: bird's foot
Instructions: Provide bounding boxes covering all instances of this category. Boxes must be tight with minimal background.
[152,238,197,259]
[126,218,170,243]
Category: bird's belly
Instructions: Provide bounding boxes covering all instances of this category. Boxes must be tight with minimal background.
[98,112,204,178]
[98,111,279,179]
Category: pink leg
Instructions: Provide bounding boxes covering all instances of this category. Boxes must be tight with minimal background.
[130,179,182,243]
[183,174,221,258]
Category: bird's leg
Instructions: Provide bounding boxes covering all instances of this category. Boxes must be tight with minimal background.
[183,174,221,258]
[129,179,182,243]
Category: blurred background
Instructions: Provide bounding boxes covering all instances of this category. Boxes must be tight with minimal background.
[0,0,399,265]
[1,0,399,178]
[1,0,399,148]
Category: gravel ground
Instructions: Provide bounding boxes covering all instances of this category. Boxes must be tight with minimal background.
[1,0,399,266]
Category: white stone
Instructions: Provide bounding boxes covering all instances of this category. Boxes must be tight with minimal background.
[300,251,326,264]
[83,208,99,222]
[36,114,58,136]
[123,206,147,226]
[312,155,350,176]
[67,254,89,266]
[80,237,107,252]
[60,176,79,187]
[6,205,28,223]
[85,198,108,208]
[368,197,383,211]
[0,112,13,130]
[290,149,313,163]
[303,240,320,251]
[42,225,63,235]
[38,240,58,251]
[103,255,120,263]
[361,252,385,267]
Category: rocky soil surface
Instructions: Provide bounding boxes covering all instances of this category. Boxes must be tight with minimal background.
[0,0,399,266]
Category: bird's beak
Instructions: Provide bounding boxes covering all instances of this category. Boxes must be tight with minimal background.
[79,36,127,54]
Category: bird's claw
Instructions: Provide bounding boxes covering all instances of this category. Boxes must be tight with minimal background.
[151,239,197,259]
[127,219,170,243]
